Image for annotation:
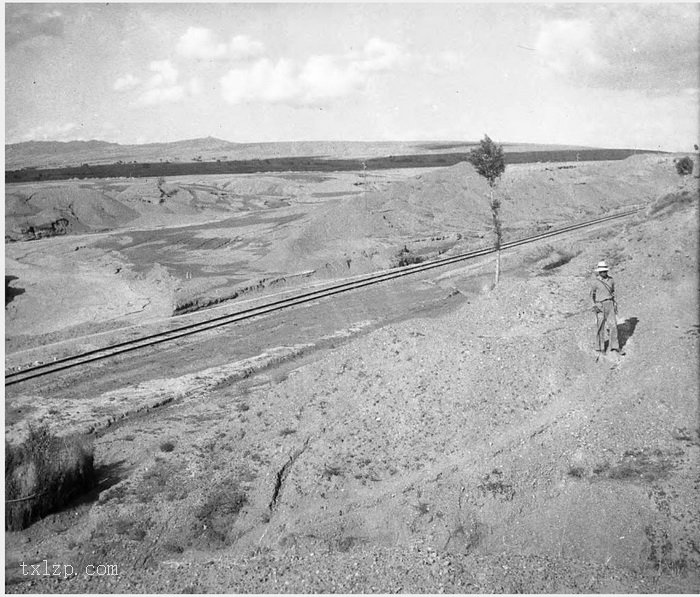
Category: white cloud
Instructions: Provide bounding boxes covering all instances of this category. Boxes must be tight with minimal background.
[355,38,404,72]
[221,58,301,104]
[116,57,199,108]
[177,26,227,60]
[129,60,184,106]
[176,27,265,62]
[220,37,405,106]
[113,73,140,91]
[229,35,265,61]
[298,55,364,102]
[535,5,699,92]
[148,60,178,87]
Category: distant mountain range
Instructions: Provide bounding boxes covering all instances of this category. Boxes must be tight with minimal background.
[6,137,244,170]
[5,136,595,170]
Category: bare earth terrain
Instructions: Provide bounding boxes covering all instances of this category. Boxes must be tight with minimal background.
[4,155,683,352]
[4,154,699,593]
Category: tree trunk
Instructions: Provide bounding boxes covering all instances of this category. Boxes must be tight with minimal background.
[494,249,501,288]
[489,186,502,288]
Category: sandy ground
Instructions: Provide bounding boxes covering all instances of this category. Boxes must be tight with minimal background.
[4,189,698,593]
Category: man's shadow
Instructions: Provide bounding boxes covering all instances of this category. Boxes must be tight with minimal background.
[5,275,25,306]
[617,316,639,350]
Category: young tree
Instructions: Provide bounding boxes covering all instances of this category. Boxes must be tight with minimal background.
[469,134,506,287]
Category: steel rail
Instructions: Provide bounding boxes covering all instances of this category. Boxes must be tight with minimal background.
[5,207,640,386]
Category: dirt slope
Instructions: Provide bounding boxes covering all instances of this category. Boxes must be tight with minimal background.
[261,156,687,276]
[4,239,178,340]
[5,187,140,240]
[5,189,698,593]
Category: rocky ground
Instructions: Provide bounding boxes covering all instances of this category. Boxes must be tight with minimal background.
[4,186,698,593]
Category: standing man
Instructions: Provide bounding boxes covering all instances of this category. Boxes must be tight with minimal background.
[590,260,621,355]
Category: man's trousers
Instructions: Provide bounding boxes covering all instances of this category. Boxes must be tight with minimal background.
[595,299,619,352]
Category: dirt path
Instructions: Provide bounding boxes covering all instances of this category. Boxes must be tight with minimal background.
[5,194,698,593]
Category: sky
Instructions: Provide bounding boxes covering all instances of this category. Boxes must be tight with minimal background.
[4,2,699,151]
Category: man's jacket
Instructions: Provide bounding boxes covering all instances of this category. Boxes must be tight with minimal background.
[590,275,615,305]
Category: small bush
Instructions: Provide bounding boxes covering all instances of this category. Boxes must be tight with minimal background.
[159,441,176,453]
[395,246,424,267]
[675,156,694,175]
[5,426,95,531]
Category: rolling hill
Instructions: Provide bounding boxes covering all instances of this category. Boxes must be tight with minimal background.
[5,137,600,171]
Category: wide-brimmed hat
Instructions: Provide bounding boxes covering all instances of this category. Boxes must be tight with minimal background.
[595,260,609,272]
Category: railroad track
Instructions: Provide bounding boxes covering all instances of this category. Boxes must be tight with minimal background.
[5,208,640,386]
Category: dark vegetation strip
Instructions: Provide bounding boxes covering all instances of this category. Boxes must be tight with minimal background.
[5,148,663,183]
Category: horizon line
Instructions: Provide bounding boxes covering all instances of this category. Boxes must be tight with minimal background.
[6,136,645,152]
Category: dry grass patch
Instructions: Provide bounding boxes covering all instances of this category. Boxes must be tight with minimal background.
[193,475,248,548]
[647,189,698,217]
[134,458,188,503]
[5,426,96,531]
[591,448,681,484]
[527,243,581,273]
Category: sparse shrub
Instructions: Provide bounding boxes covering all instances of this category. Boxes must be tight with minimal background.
[338,536,362,552]
[675,156,694,175]
[567,466,585,478]
[194,476,247,547]
[647,189,697,217]
[159,440,176,453]
[162,540,185,554]
[113,516,148,541]
[135,460,187,502]
[592,448,676,483]
[322,464,343,479]
[542,249,580,271]
[395,246,424,267]
[5,426,96,531]
[413,501,430,515]
[477,470,515,501]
